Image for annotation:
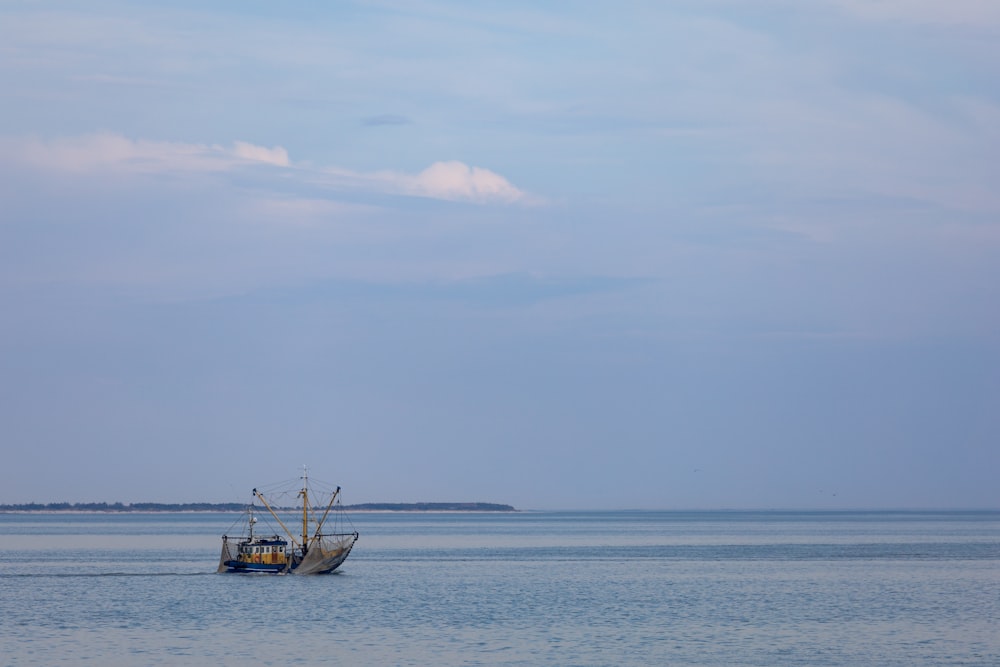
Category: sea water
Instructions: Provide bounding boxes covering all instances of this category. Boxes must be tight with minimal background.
[1,510,998,666]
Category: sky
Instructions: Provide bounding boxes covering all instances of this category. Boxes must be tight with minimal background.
[1,0,998,509]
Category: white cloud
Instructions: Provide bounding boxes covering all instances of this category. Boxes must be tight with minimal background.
[2,133,531,205]
[398,161,530,204]
[231,141,290,167]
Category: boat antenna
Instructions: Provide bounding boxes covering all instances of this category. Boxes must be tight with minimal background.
[248,495,256,541]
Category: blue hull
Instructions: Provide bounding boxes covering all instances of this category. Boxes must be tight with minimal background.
[223,560,287,574]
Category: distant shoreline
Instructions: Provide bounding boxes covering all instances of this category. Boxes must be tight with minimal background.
[0,501,517,513]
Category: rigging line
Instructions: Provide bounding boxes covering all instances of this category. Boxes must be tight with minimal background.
[256,478,299,495]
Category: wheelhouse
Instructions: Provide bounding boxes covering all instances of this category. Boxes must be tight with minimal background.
[235,537,288,566]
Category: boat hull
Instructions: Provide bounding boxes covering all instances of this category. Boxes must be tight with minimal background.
[222,560,288,574]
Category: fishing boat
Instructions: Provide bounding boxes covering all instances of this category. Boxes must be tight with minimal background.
[218,471,358,574]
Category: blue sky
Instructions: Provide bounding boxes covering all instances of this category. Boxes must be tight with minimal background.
[1,1,998,509]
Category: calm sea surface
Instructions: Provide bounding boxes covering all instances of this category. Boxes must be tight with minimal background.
[1,510,998,666]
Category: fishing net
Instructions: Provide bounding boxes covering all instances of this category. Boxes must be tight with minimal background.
[294,532,359,575]
[218,536,240,573]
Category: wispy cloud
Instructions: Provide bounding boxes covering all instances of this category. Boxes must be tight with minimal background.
[831,0,1000,28]
[362,114,411,126]
[230,141,290,167]
[7,133,287,173]
[214,272,646,309]
[2,133,534,205]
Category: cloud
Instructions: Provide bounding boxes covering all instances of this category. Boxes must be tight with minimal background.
[231,141,290,167]
[402,161,530,204]
[2,133,532,205]
[362,114,411,126]
[830,0,1000,28]
[7,133,288,173]
[719,0,1000,28]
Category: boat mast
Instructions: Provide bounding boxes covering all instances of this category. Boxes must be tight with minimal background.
[300,466,309,552]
